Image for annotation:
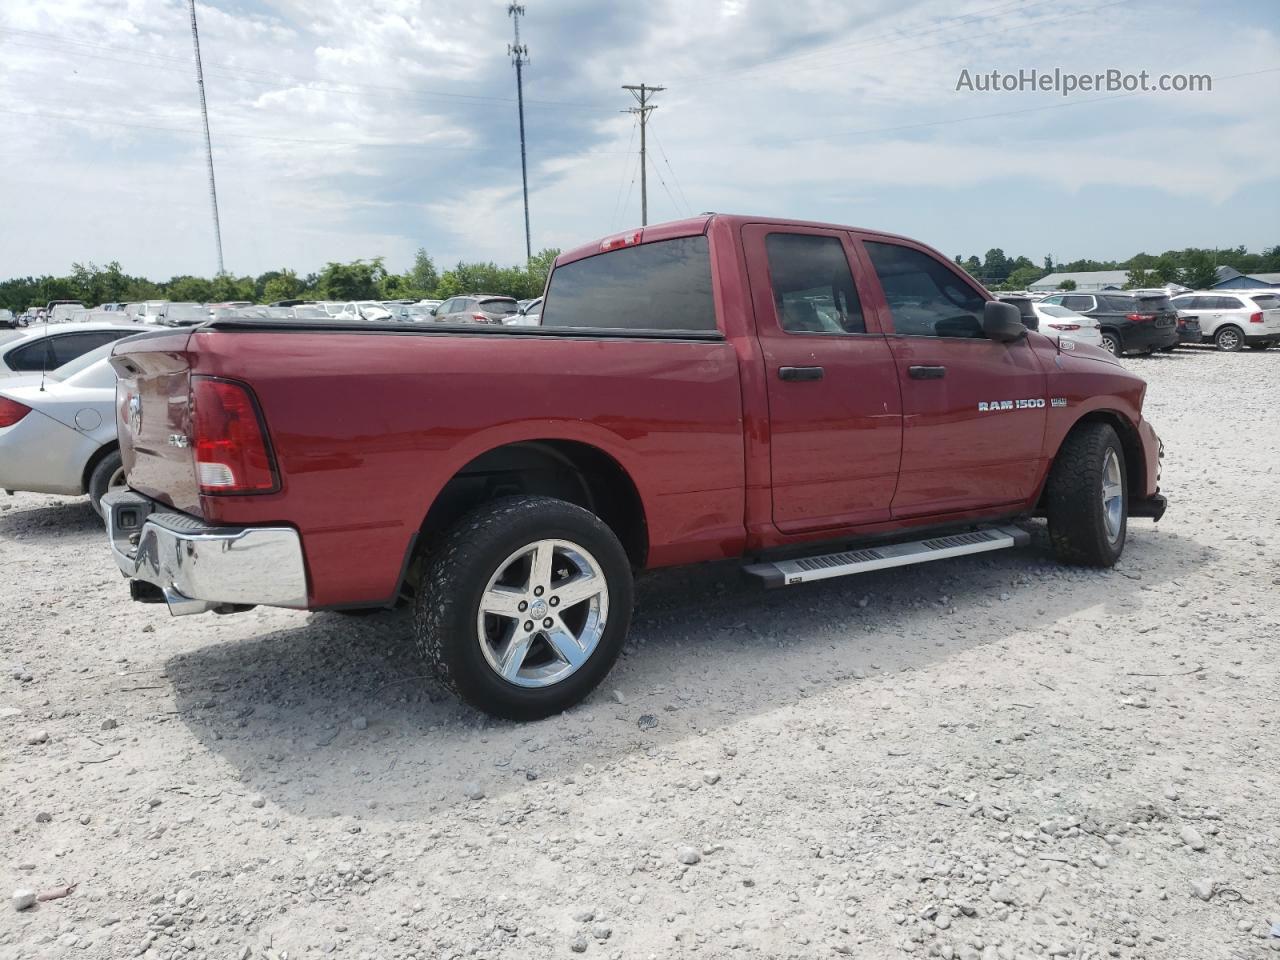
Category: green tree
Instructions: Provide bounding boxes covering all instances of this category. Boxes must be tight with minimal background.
[409,248,439,293]
[317,259,387,300]
[1058,279,1077,291]
[262,270,302,303]
[1005,265,1045,290]
[166,275,214,301]
[1178,250,1217,290]
[1125,268,1160,289]
[982,248,1011,283]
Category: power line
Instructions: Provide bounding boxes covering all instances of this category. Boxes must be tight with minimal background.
[187,0,224,276]
[647,119,692,217]
[621,83,663,226]
[509,3,532,263]
[610,114,639,231]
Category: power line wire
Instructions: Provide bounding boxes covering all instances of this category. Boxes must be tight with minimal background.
[646,119,692,217]
[610,115,639,231]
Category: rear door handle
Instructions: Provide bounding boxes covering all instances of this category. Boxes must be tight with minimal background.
[908,365,946,380]
[778,366,824,382]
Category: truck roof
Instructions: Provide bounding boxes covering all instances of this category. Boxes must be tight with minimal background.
[557,214,920,267]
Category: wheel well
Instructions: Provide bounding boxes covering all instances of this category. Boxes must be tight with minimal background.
[81,441,119,493]
[1059,412,1146,498]
[417,441,648,569]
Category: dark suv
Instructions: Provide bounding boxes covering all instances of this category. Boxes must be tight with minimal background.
[1040,292,1178,356]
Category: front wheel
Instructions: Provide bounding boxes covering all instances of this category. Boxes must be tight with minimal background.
[1215,325,1244,352]
[1044,422,1127,567]
[414,495,633,721]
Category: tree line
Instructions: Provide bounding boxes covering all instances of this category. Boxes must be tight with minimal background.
[954,244,1280,291]
[0,247,560,314]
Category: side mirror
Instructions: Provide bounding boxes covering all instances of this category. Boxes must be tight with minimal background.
[983,300,1028,342]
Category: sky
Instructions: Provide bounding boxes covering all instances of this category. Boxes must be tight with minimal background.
[0,0,1277,281]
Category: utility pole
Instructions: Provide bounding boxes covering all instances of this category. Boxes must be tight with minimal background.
[187,0,225,275]
[622,83,664,226]
[509,3,531,264]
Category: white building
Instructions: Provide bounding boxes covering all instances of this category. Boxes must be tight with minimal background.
[1028,270,1130,292]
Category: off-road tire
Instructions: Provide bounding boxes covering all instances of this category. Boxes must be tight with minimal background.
[87,449,124,518]
[1045,422,1127,567]
[414,495,633,721]
[1215,325,1244,352]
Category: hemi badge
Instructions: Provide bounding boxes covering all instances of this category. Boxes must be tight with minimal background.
[168,434,191,448]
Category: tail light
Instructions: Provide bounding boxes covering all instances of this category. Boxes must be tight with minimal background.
[472,313,494,323]
[0,396,30,428]
[1249,311,1263,324]
[191,377,279,494]
[1126,313,1156,324]
[1047,323,1081,331]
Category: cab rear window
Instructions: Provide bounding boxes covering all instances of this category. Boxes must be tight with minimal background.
[541,236,716,333]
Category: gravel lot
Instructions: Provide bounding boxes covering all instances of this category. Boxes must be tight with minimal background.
[3,346,1278,960]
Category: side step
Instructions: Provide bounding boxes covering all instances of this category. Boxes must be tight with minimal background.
[744,525,1031,588]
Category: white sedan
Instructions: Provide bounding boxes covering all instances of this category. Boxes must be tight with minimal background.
[0,341,136,515]
[1032,302,1103,348]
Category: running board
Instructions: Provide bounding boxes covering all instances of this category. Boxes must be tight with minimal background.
[744,525,1031,588]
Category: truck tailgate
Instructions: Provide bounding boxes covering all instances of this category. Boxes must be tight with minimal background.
[110,330,204,516]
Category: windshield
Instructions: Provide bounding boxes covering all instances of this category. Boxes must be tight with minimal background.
[165,303,208,324]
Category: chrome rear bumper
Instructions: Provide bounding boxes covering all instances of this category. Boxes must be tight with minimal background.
[103,489,308,616]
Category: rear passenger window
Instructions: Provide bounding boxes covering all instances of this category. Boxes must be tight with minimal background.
[1214,296,1244,310]
[764,234,865,334]
[865,241,986,338]
[541,236,716,332]
[1062,295,1094,311]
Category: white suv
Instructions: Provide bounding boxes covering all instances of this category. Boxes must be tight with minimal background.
[1171,291,1280,352]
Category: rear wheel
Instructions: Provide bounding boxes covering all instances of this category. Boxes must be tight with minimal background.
[1099,331,1121,356]
[1215,325,1244,352]
[414,495,633,721]
[1045,423,1127,567]
[87,450,126,518]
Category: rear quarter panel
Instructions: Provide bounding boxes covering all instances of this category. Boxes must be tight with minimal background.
[188,329,747,607]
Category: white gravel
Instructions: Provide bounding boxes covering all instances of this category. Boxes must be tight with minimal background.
[2,346,1278,959]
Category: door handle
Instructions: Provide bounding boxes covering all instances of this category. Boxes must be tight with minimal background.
[778,366,824,382]
[908,365,946,380]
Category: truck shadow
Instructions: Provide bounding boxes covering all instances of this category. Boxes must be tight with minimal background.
[0,498,102,539]
[165,520,1209,823]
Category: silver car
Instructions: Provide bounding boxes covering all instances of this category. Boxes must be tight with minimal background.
[0,323,140,380]
[0,342,131,515]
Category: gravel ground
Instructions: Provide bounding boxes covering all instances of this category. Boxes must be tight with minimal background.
[2,346,1278,960]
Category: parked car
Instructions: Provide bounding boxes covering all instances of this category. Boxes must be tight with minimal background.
[160,302,208,327]
[46,300,85,323]
[0,309,16,330]
[133,301,170,323]
[0,333,164,515]
[431,295,520,324]
[0,322,140,379]
[506,297,542,326]
[102,214,1167,721]
[1030,302,1103,348]
[1038,291,1178,356]
[1170,291,1280,352]
[333,301,394,322]
[385,302,438,322]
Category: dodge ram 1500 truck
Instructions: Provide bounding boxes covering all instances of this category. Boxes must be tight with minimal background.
[103,215,1166,720]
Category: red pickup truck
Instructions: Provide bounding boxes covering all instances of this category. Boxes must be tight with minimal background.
[104,215,1166,720]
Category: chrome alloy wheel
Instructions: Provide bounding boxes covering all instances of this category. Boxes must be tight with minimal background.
[1101,448,1124,544]
[476,539,609,688]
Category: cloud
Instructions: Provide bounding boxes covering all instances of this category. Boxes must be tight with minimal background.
[0,0,1276,280]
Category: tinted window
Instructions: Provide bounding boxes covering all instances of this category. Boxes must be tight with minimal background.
[1061,295,1093,311]
[1251,295,1280,310]
[5,338,54,371]
[1171,297,1192,310]
[1214,296,1244,310]
[479,299,518,316]
[866,242,985,338]
[49,331,131,366]
[542,235,716,332]
[1136,296,1172,312]
[764,233,865,334]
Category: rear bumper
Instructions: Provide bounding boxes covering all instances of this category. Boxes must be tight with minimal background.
[1129,493,1167,521]
[103,489,308,615]
[1245,330,1279,346]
